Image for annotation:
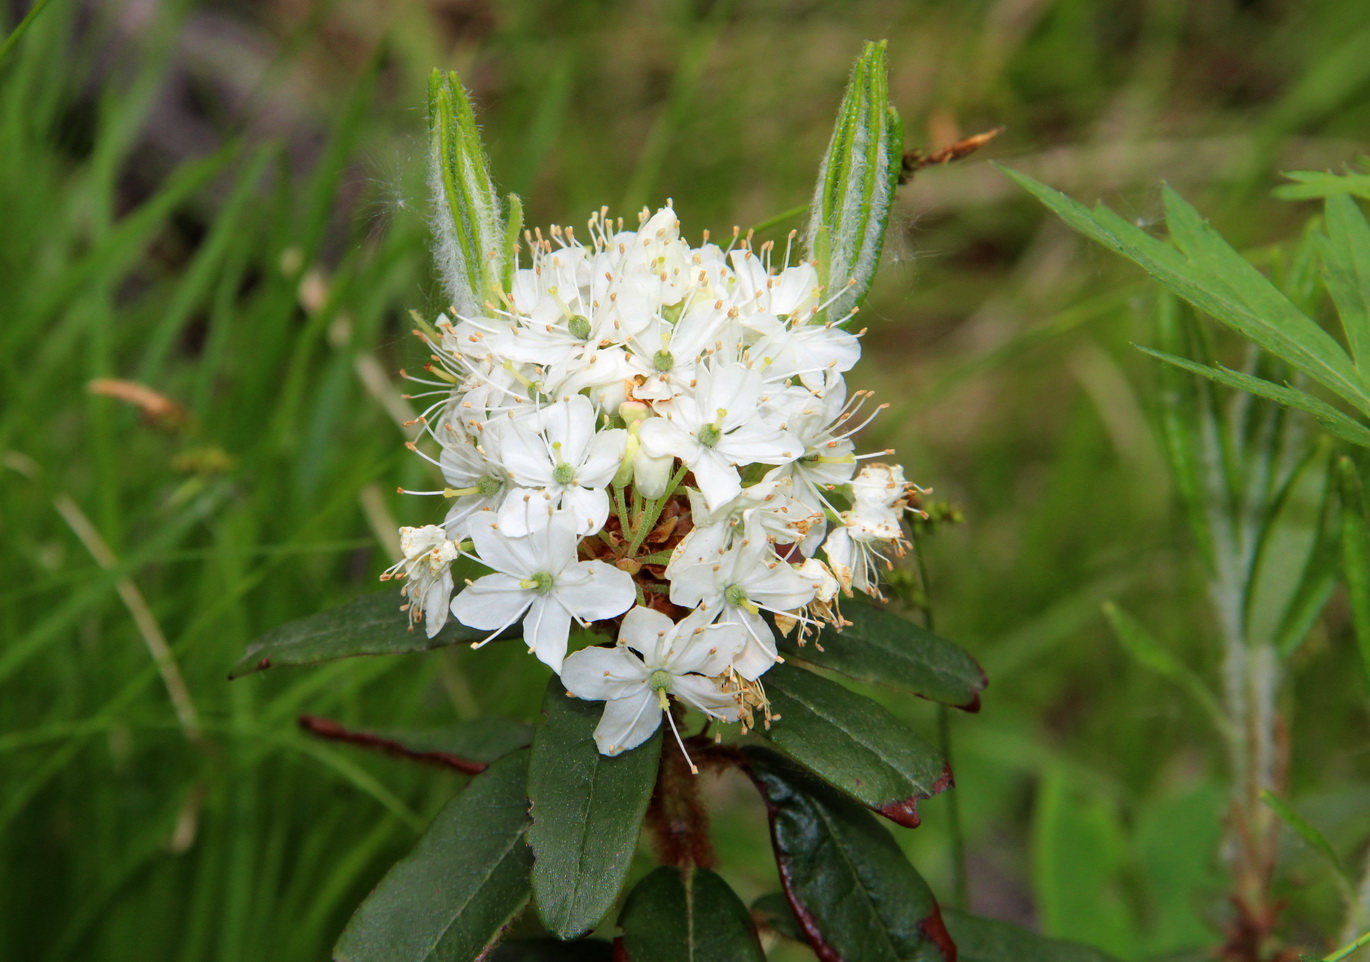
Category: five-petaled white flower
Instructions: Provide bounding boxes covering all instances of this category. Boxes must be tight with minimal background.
[636,363,797,510]
[495,395,627,537]
[667,512,818,679]
[560,605,746,764]
[450,514,634,672]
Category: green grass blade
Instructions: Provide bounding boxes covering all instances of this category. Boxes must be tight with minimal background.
[1002,165,1370,418]
[0,0,54,63]
[1336,455,1370,691]
[1101,602,1230,739]
[1320,194,1370,372]
[1137,345,1370,449]
[1259,790,1350,885]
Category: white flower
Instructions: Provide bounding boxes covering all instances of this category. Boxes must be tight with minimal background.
[560,605,745,762]
[439,428,508,540]
[684,473,822,548]
[667,512,816,679]
[823,463,915,596]
[449,514,635,672]
[495,396,627,536]
[636,363,798,510]
[381,525,460,638]
[728,251,822,320]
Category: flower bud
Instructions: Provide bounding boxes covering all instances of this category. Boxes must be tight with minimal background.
[633,444,674,498]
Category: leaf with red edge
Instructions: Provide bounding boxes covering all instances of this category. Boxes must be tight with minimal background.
[760,662,951,828]
[743,746,954,962]
[779,602,986,711]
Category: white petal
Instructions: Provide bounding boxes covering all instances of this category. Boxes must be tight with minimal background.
[557,560,636,622]
[616,606,677,665]
[578,428,629,487]
[523,594,573,672]
[496,487,555,537]
[558,486,610,537]
[688,450,742,511]
[725,608,780,681]
[561,645,650,700]
[670,674,743,721]
[594,690,662,755]
[636,416,697,461]
[450,574,531,630]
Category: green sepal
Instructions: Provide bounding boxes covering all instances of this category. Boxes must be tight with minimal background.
[803,40,903,326]
[428,68,508,314]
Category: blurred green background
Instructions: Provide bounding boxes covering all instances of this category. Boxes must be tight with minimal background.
[3,0,1369,959]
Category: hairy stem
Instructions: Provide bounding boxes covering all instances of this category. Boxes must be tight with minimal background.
[644,708,716,869]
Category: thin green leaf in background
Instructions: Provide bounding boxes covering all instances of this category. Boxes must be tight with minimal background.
[1000,165,1370,423]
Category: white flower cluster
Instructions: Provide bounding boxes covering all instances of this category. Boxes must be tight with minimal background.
[385,205,925,762]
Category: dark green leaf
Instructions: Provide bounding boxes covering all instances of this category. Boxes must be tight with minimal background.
[486,940,614,961]
[751,893,804,943]
[941,909,1120,962]
[1336,455,1370,690]
[778,602,985,711]
[760,662,949,828]
[230,590,510,678]
[1136,346,1370,449]
[618,867,765,962]
[333,750,534,962]
[743,747,953,962]
[527,679,661,939]
[378,718,535,764]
